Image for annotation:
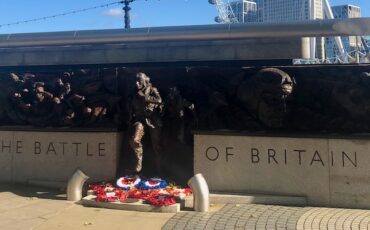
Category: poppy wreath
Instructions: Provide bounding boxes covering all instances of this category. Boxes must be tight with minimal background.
[96,189,128,203]
[89,183,128,202]
[145,194,177,206]
[140,178,168,190]
[116,175,142,190]
[128,189,159,200]
[164,187,192,197]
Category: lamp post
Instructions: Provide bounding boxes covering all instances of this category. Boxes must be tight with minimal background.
[122,0,135,29]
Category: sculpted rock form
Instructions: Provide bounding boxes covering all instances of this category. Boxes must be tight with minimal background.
[0,70,119,127]
[0,66,369,133]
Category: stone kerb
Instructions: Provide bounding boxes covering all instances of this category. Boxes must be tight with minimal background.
[194,133,365,209]
[0,130,121,183]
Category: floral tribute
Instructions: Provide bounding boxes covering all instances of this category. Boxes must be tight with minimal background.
[116,176,141,190]
[140,178,168,190]
[88,183,128,203]
[88,176,192,207]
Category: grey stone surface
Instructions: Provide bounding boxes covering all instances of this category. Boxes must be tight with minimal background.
[328,139,370,209]
[0,131,121,183]
[209,193,307,206]
[0,38,305,67]
[0,131,13,182]
[194,134,370,208]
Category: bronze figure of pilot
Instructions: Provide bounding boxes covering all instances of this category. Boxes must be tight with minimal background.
[128,72,163,173]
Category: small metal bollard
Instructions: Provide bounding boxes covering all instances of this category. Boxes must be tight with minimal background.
[67,169,89,201]
[188,173,209,212]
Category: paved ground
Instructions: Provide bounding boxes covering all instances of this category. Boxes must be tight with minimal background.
[3,184,370,229]
[0,184,173,230]
[163,204,370,230]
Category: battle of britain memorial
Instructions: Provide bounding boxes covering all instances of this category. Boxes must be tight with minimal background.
[0,63,369,209]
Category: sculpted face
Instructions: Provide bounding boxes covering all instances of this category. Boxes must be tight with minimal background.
[238,68,295,128]
[259,71,294,128]
[136,72,148,90]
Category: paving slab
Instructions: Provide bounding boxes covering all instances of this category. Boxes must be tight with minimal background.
[36,205,175,230]
[163,204,370,230]
[5,183,370,229]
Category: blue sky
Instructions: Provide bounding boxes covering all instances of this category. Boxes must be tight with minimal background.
[0,0,368,34]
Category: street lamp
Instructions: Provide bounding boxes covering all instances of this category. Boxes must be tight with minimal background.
[122,0,135,29]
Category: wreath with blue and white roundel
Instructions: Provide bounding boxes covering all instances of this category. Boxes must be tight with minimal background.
[116,175,141,190]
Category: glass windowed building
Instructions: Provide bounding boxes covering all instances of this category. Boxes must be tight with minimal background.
[229,0,258,23]
[326,5,361,58]
[230,0,325,59]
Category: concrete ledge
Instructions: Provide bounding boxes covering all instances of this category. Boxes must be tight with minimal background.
[81,195,180,213]
[0,38,304,67]
[209,193,307,206]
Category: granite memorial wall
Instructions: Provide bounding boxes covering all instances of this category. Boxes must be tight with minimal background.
[0,65,369,189]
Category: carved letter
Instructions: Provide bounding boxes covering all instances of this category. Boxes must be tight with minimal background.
[86,143,93,156]
[342,151,357,167]
[206,147,219,161]
[284,150,287,164]
[294,150,306,165]
[331,151,334,166]
[1,140,11,153]
[268,149,278,164]
[72,143,81,156]
[251,148,260,163]
[226,147,234,162]
[310,151,325,166]
[59,142,67,155]
[16,141,22,154]
[98,143,105,156]
[34,142,41,154]
[46,142,56,155]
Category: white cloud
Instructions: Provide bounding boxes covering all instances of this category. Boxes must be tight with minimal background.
[103,8,124,18]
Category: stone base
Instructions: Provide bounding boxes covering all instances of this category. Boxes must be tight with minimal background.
[81,195,180,213]
[0,130,122,183]
[195,132,370,209]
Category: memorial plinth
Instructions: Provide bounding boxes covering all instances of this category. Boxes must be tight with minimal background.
[194,132,370,209]
[0,129,121,183]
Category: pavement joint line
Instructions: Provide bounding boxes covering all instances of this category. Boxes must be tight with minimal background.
[319,207,341,229]
[282,208,300,228]
[287,208,310,230]
[327,208,348,230]
[245,205,265,226]
[324,207,345,229]
[304,207,322,230]
[342,210,355,229]
[336,209,357,230]
[357,212,370,230]
[310,208,332,229]
[273,206,296,229]
[343,210,365,230]
[297,207,318,230]
[319,208,339,229]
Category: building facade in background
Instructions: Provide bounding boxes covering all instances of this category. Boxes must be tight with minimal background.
[229,0,257,23]
[230,0,325,59]
[326,4,361,58]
